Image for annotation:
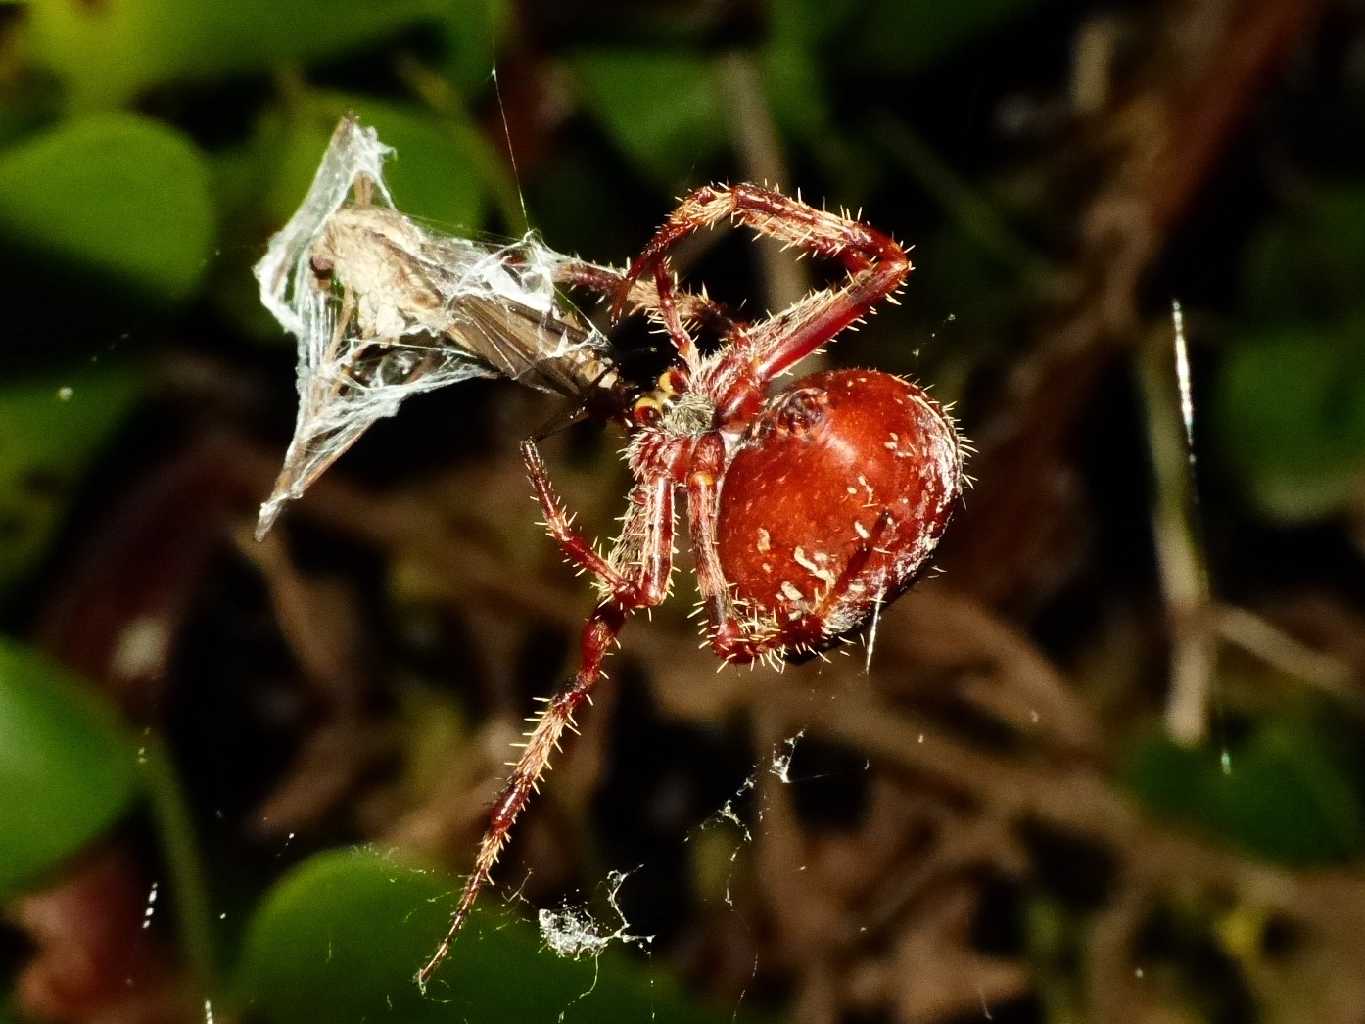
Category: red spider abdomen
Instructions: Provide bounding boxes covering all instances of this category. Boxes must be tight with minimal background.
[716,369,962,652]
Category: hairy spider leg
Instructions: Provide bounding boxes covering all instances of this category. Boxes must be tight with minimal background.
[418,437,683,985]
[649,263,699,365]
[416,603,626,991]
[522,438,677,607]
[683,432,748,652]
[553,259,738,338]
[614,183,911,411]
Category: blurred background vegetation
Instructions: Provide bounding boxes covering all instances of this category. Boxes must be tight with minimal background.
[2,0,1365,1022]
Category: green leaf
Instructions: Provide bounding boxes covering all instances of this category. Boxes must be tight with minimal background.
[237,849,746,1024]
[1124,715,1365,866]
[759,0,854,142]
[0,365,143,590]
[760,43,831,143]
[845,0,1050,73]
[769,0,863,49]
[26,0,441,110]
[437,0,511,96]
[571,50,728,189]
[1213,320,1365,521]
[261,96,492,234]
[0,640,138,896]
[0,114,213,299]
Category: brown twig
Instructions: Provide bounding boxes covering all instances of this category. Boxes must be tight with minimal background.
[943,0,1323,608]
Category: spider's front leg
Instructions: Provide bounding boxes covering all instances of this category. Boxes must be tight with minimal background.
[521,438,675,607]
[417,437,682,988]
[553,258,738,342]
[615,183,911,400]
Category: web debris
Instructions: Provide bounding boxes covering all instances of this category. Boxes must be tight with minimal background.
[710,731,806,1016]
[707,774,757,845]
[253,116,619,538]
[706,729,807,830]
[538,868,653,961]
[542,733,806,1020]
[538,869,654,1021]
[695,729,808,903]
[768,729,805,783]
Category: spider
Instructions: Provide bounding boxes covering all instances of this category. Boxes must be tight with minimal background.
[417,183,964,987]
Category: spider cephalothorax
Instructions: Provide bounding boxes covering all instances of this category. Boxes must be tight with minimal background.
[418,183,964,987]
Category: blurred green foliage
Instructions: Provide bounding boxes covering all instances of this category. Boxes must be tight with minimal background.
[1,0,1364,1022]
[238,850,744,1024]
[0,114,213,298]
[0,365,142,588]
[573,51,728,188]
[1213,186,1365,521]
[0,640,137,895]
[1126,712,1365,866]
[1214,321,1365,521]
[26,0,441,110]
[849,0,1046,74]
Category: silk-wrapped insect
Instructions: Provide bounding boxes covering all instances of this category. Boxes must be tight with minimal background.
[255,116,703,537]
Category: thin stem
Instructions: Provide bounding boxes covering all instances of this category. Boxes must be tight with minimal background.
[1138,310,1214,745]
[140,740,218,990]
[718,52,808,314]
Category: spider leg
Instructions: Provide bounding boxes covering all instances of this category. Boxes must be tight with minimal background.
[685,433,766,660]
[648,263,697,363]
[418,442,681,985]
[614,183,910,386]
[417,602,626,991]
[521,438,675,607]
[553,258,737,339]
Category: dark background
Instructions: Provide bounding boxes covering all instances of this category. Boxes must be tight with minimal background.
[2,1,1365,1022]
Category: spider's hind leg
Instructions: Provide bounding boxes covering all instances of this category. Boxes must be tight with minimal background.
[417,603,625,990]
[420,438,685,986]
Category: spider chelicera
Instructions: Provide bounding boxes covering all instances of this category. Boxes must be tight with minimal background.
[418,183,964,986]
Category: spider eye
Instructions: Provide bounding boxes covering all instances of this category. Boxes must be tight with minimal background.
[632,395,663,426]
[309,253,335,281]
